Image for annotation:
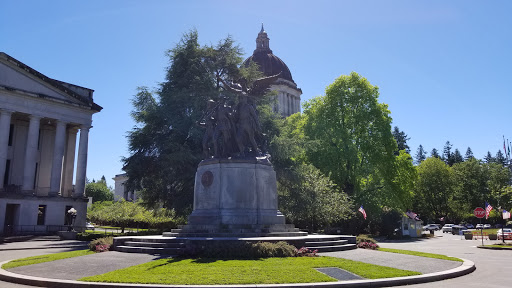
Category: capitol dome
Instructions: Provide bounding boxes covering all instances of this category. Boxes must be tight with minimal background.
[242,25,295,83]
[242,25,302,117]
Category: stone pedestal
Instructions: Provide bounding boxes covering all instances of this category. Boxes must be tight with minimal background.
[172,157,302,236]
[188,158,285,227]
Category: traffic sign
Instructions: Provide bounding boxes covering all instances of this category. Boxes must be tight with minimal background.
[474,207,485,218]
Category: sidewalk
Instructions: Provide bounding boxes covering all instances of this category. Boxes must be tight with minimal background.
[0,239,87,251]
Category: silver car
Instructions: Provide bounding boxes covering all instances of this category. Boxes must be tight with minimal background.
[442,224,454,233]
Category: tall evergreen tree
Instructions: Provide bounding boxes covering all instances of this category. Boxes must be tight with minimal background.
[485,151,495,163]
[443,141,454,166]
[415,144,427,165]
[453,149,464,164]
[464,147,474,161]
[431,148,440,159]
[392,126,410,155]
[122,31,247,215]
[495,150,506,165]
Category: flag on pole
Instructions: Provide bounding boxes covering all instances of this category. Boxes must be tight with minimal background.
[406,210,418,219]
[503,210,511,219]
[504,136,507,159]
[485,202,493,219]
[358,205,367,219]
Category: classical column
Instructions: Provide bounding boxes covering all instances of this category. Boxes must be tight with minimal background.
[61,127,78,197]
[0,109,13,189]
[49,120,67,196]
[22,115,41,192]
[74,125,90,197]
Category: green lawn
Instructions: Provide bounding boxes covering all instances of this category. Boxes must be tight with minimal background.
[2,250,95,269]
[378,248,463,262]
[79,256,421,285]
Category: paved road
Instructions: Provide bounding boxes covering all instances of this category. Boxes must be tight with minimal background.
[0,240,87,287]
[378,230,512,288]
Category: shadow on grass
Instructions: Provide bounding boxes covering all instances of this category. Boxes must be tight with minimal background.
[147,256,266,270]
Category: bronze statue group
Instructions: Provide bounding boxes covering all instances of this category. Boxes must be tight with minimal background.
[199,73,280,159]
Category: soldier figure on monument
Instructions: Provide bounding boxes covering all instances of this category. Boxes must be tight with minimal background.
[216,73,280,157]
[197,99,217,158]
[212,98,235,158]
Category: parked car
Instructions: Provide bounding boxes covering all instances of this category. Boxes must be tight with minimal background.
[465,224,474,229]
[483,224,492,229]
[423,224,440,231]
[476,224,484,229]
[442,224,455,233]
[451,225,468,235]
[86,222,95,230]
[497,228,512,240]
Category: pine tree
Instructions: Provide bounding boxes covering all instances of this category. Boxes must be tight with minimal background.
[443,141,454,166]
[495,150,506,165]
[464,147,474,161]
[485,151,495,163]
[392,126,410,155]
[122,30,247,215]
[453,149,464,164]
[415,144,427,165]
[431,148,440,158]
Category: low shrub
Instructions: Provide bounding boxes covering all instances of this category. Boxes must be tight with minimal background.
[88,237,113,252]
[252,241,297,258]
[184,241,298,259]
[295,247,318,257]
[357,242,379,249]
[356,234,377,244]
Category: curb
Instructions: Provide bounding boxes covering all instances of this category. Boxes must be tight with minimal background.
[477,246,512,251]
[0,244,88,251]
[0,258,475,288]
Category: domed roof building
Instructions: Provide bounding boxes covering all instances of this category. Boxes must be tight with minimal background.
[243,25,302,117]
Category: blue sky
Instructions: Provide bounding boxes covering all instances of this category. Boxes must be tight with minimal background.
[2,1,511,187]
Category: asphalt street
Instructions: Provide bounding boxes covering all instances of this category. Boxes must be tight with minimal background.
[378,230,512,288]
[0,240,87,288]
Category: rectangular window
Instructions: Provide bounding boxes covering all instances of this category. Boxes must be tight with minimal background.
[37,205,46,225]
[64,205,73,225]
[8,124,14,146]
[3,159,10,186]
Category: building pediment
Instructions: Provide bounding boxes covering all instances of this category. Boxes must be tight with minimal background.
[0,53,101,112]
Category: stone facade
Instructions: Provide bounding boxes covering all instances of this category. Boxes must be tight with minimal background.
[113,173,137,202]
[0,52,101,235]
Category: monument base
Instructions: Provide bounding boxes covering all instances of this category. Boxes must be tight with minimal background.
[173,158,302,237]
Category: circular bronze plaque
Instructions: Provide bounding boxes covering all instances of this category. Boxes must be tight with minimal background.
[201,171,214,187]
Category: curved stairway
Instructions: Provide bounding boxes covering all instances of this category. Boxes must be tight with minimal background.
[113,234,356,255]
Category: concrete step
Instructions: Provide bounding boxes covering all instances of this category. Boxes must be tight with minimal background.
[124,241,185,248]
[115,245,183,255]
[163,231,308,238]
[306,243,357,252]
[305,240,348,247]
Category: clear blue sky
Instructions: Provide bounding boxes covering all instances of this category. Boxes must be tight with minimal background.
[2,1,511,187]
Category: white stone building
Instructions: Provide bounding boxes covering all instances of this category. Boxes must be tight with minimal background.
[243,25,302,117]
[113,173,137,202]
[0,53,101,235]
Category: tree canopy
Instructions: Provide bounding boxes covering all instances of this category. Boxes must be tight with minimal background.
[122,31,246,216]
